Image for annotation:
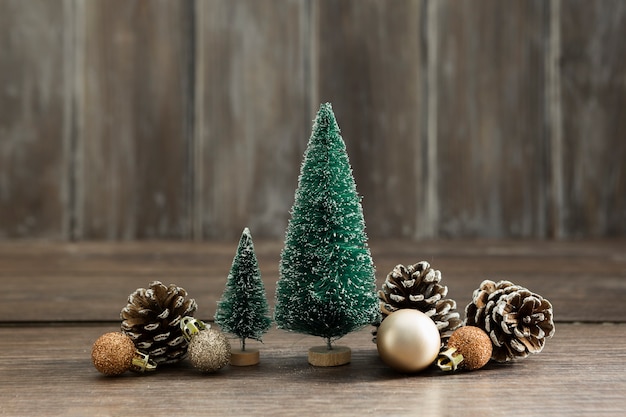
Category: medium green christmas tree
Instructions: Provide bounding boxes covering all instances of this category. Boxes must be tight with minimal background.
[215,227,271,362]
[274,103,379,364]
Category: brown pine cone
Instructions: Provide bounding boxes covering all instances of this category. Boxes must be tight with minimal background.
[121,281,197,364]
[465,279,555,362]
[373,261,462,342]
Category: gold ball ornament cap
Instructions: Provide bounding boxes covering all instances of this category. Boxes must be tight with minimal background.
[376,309,441,373]
[91,332,157,376]
[180,316,209,342]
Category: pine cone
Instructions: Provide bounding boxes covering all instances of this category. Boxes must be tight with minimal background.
[121,281,197,364]
[465,280,555,362]
[373,261,462,342]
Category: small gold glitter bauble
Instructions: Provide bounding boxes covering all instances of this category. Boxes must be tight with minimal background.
[376,309,441,373]
[188,328,231,372]
[91,332,136,376]
[447,326,492,370]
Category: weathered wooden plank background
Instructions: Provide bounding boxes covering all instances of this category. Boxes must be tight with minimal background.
[79,0,195,240]
[0,0,624,240]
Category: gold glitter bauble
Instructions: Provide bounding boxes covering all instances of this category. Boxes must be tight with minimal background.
[91,332,136,376]
[188,329,231,372]
[376,309,441,373]
[447,326,492,370]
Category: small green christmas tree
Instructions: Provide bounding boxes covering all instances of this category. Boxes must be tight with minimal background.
[274,103,379,365]
[215,227,271,365]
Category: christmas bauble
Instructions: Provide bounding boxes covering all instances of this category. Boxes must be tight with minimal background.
[438,326,492,371]
[91,332,136,376]
[91,332,156,376]
[188,328,231,372]
[376,309,441,373]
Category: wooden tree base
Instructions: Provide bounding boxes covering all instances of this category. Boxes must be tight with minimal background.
[308,345,351,367]
[230,348,260,366]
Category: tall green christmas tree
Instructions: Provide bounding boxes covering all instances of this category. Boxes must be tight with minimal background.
[215,227,271,365]
[275,103,379,365]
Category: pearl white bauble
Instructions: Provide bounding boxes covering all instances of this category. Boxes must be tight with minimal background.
[376,309,441,373]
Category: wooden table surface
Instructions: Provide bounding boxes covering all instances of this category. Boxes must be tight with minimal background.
[1,239,625,416]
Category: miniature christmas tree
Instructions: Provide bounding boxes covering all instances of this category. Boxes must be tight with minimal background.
[215,227,272,366]
[274,103,380,366]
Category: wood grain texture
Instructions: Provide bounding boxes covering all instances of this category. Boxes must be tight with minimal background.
[316,0,424,238]
[435,0,548,238]
[560,0,626,237]
[1,240,624,323]
[0,324,624,416]
[0,0,68,238]
[79,0,194,239]
[0,2,624,240]
[196,0,311,239]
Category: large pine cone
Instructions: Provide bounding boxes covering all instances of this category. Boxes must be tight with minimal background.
[465,280,555,362]
[374,261,462,342]
[121,281,197,364]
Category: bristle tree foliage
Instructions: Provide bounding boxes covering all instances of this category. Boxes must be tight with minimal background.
[215,227,271,351]
[274,103,380,349]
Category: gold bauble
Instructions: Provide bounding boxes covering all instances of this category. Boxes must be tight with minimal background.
[447,326,492,370]
[91,332,136,376]
[376,309,441,373]
[188,328,231,372]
